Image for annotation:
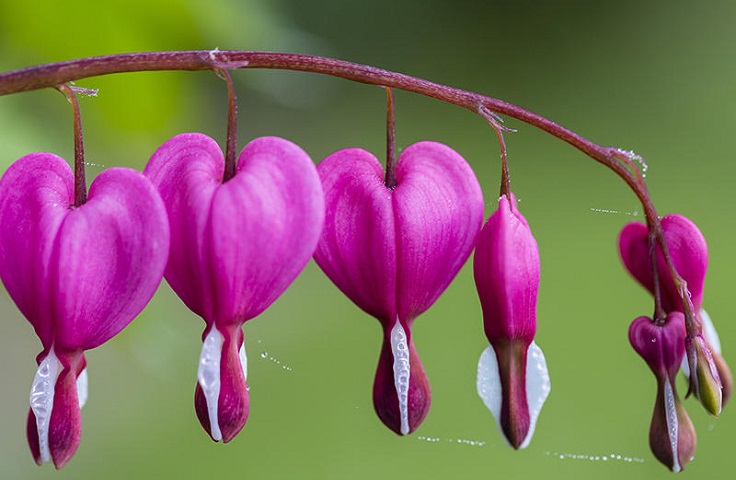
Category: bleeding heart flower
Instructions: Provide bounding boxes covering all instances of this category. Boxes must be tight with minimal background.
[629,313,696,472]
[313,141,484,435]
[473,193,550,449]
[0,152,169,468]
[619,215,731,413]
[619,214,707,313]
[144,133,324,442]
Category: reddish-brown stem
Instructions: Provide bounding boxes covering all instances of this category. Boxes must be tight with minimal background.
[215,68,238,182]
[384,86,396,189]
[479,107,511,197]
[0,51,689,304]
[55,84,86,207]
[648,232,665,324]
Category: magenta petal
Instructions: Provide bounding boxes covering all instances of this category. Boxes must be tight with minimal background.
[474,193,539,344]
[0,154,169,350]
[145,133,325,325]
[619,214,707,312]
[629,313,686,381]
[393,142,485,321]
[313,148,397,322]
[53,168,170,349]
[0,153,73,349]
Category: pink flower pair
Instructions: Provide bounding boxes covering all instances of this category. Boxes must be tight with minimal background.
[620,214,732,471]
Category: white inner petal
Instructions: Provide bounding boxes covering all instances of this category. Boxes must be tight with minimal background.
[476,341,551,449]
[239,342,248,382]
[390,321,411,435]
[198,327,224,442]
[76,367,88,410]
[681,308,721,377]
[523,342,551,449]
[29,347,62,464]
[663,379,681,473]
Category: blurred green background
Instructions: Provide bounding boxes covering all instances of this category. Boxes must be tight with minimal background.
[1,0,735,478]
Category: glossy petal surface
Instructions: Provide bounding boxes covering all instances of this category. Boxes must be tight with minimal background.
[619,214,707,312]
[145,133,325,325]
[0,152,170,351]
[474,193,539,344]
[314,142,484,326]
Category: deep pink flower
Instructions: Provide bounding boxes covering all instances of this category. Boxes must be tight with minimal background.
[313,142,484,435]
[619,215,730,411]
[619,214,707,313]
[144,133,324,442]
[473,193,550,449]
[629,313,696,472]
[0,153,169,468]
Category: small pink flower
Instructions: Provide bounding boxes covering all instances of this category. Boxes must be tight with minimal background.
[0,153,169,468]
[473,193,550,449]
[314,142,484,435]
[629,313,696,472]
[145,133,324,442]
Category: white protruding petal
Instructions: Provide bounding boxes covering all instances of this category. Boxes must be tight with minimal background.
[663,379,681,473]
[476,341,551,449]
[476,345,504,444]
[239,342,248,382]
[76,368,88,410]
[29,347,62,464]
[390,321,411,435]
[681,308,721,377]
[198,327,224,442]
[523,341,551,449]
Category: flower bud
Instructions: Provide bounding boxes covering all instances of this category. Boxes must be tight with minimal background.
[474,194,550,449]
[629,313,696,472]
[685,334,722,416]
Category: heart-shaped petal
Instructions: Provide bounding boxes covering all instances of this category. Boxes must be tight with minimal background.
[619,214,707,312]
[314,141,484,326]
[0,152,170,351]
[144,133,325,325]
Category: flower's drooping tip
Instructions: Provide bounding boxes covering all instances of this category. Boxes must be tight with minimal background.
[473,193,549,449]
[194,325,249,443]
[26,349,87,469]
[373,321,431,436]
[629,313,696,472]
[477,341,550,449]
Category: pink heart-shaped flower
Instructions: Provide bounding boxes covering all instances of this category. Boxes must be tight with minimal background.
[314,142,484,434]
[619,214,707,312]
[0,152,169,468]
[144,133,324,442]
